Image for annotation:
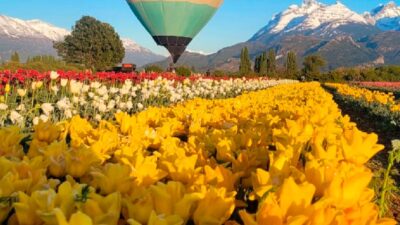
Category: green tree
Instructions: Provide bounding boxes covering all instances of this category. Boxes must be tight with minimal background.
[259,52,267,75]
[285,51,297,78]
[267,49,276,77]
[254,52,267,76]
[145,64,164,73]
[254,55,260,74]
[175,66,192,77]
[239,47,251,76]
[10,52,20,63]
[54,16,125,71]
[302,55,326,81]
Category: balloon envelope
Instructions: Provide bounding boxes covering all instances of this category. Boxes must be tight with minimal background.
[126,0,223,63]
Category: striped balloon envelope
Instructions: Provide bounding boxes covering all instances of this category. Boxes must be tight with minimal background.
[126,0,223,63]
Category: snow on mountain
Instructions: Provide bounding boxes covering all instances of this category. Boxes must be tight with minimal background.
[26,19,69,41]
[0,15,69,41]
[366,1,400,30]
[253,0,369,39]
[186,49,210,55]
[0,14,166,65]
[371,1,400,20]
[121,38,151,53]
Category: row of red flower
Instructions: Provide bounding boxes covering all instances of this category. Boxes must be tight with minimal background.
[0,70,240,85]
[354,81,400,90]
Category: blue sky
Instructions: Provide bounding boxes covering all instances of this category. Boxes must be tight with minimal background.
[1,0,398,55]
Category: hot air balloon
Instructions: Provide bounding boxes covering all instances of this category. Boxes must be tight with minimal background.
[126,0,223,63]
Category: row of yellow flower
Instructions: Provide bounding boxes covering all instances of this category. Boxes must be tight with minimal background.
[325,83,400,112]
[0,82,395,225]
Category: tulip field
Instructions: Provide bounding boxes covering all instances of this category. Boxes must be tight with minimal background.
[0,70,399,225]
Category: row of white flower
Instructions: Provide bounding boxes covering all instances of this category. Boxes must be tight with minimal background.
[1,76,298,127]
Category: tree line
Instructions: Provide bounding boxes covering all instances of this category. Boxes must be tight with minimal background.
[238,47,326,80]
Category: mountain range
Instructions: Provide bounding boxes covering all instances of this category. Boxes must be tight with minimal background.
[1,0,400,71]
[154,0,400,71]
[0,15,165,66]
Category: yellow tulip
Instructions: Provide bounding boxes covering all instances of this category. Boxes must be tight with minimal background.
[304,158,336,197]
[277,177,315,217]
[149,182,203,221]
[33,120,61,144]
[90,129,119,162]
[341,128,384,165]
[36,81,43,89]
[204,165,243,192]
[68,116,95,148]
[248,168,272,200]
[13,192,42,225]
[65,145,99,178]
[90,163,134,194]
[55,209,93,225]
[0,126,24,158]
[147,211,184,225]
[325,162,372,209]
[123,152,167,187]
[193,188,236,225]
[123,188,154,224]
[81,192,121,225]
[43,141,67,177]
[160,154,200,185]
[4,84,10,94]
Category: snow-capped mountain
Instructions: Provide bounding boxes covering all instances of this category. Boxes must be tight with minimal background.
[252,0,371,40]
[0,15,69,41]
[158,0,400,72]
[0,14,165,66]
[365,1,400,30]
[121,38,151,53]
[120,38,165,65]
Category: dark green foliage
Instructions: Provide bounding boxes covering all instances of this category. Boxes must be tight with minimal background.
[0,55,83,72]
[145,64,164,73]
[254,52,267,76]
[322,65,400,82]
[302,55,326,81]
[285,51,298,79]
[212,70,227,77]
[239,47,251,75]
[10,52,20,63]
[267,49,276,77]
[54,16,125,71]
[175,66,192,77]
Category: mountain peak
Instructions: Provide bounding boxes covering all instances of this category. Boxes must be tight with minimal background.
[303,0,317,5]
[251,0,368,40]
[0,14,68,41]
[121,38,151,53]
[367,1,400,31]
[371,1,400,19]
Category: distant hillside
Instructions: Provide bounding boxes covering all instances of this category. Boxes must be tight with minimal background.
[152,0,400,72]
[0,15,165,66]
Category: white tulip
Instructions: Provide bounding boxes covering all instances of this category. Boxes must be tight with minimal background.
[126,101,133,110]
[10,111,23,124]
[95,114,102,121]
[50,71,59,80]
[137,103,144,110]
[82,85,90,93]
[17,89,27,97]
[51,85,59,94]
[16,104,25,112]
[60,79,68,87]
[41,103,54,116]
[33,117,40,125]
[0,103,8,110]
[39,114,49,122]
